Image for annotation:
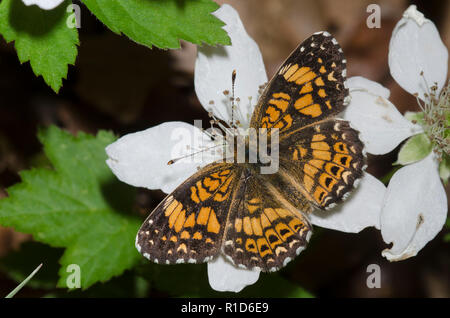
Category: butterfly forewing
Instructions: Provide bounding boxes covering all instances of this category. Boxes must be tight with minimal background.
[136,163,243,264]
[250,32,348,134]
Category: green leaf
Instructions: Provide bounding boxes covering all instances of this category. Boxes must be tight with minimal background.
[395,133,432,165]
[0,126,141,289]
[238,274,314,298]
[445,218,450,242]
[380,166,402,185]
[46,271,150,298]
[81,0,230,49]
[444,234,450,242]
[439,154,450,184]
[0,0,79,92]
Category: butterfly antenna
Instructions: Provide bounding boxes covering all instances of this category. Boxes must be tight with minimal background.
[167,143,225,165]
[231,69,237,128]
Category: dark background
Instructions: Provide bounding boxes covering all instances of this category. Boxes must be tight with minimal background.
[0,0,449,297]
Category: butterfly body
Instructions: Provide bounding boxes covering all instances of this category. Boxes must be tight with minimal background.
[136,32,365,272]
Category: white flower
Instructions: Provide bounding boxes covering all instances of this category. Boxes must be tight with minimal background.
[343,5,448,262]
[22,0,65,10]
[106,4,386,292]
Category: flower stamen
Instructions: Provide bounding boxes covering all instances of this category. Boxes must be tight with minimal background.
[415,72,450,161]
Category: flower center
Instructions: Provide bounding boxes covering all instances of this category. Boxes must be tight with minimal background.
[413,74,450,162]
[168,72,268,166]
[204,71,267,159]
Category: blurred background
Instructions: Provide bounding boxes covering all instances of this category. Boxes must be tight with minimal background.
[0,0,448,297]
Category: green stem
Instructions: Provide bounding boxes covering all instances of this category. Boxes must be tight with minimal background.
[5,263,43,298]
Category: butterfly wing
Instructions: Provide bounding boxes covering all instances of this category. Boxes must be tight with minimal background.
[274,119,365,210]
[249,32,364,210]
[250,31,348,133]
[222,168,312,272]
[136,162,243,264]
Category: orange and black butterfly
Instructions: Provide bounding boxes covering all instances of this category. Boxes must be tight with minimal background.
[136,32,365,272]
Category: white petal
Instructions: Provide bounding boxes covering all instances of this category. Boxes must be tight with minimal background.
[195,4,267,125]
[207,254,260,293]
[389,5,448,98]
[344,76,422,155]
[381,154,448,261]
[346,76,390,99]
[309,173,386,233]
[106,122,216,194]
[22,0,64,10]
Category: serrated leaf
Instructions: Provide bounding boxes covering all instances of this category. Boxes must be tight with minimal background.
[0,126,141,289]
[81,0,230,49]
[395,133,432,165]
[0,0,79,92]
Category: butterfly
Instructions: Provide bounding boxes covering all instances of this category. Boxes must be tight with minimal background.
[135,32,365,272]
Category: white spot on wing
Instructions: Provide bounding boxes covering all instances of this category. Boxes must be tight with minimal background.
[306,231,312,242]
[135,235,141,253]
[296,246,306,255]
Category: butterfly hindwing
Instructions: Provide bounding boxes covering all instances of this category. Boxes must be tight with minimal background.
[276,119,365,209]
[136,163,242,264]
[222,168,312,272]
[250,32,348,133]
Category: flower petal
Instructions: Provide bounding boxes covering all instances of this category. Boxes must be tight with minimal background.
[347,76,391,99]
[22,0,64,10]
[195,4,267,125]
[389,5,448,98]
[207,254,260,293]
[381,153,448,261]
[106,122,217,194]
[309,173,386,233]
[344,76,422,155]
